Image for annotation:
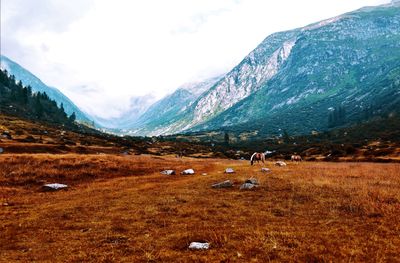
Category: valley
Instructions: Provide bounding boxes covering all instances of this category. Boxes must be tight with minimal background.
[1,1,400,262]
[1,154,399,262]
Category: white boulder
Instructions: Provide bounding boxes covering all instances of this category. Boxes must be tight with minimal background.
[189,242,209,250]
[181,169,195,175]
[275,161,287,167]
[225,168,235,174]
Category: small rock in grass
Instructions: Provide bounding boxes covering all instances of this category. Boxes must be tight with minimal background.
[181,169,195,175]
[189,242,209,250]
[225,168,235,174]
[275,161,287,167]
[202,173,208,176]
[261,168,271,173]
[244,178,259,185]
[212,180,233,189]
[42,183,68,191]
[161,170,176,175]
[240,183,257,190]
[0,147,3,154]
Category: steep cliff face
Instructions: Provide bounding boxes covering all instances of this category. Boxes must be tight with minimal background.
[191,31,299,124]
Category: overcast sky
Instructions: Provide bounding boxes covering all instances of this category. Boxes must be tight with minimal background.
[1,0,390,118]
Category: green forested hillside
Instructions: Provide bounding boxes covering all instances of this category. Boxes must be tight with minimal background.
[0,69,76,126]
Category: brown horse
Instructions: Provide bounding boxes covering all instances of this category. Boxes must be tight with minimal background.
[291,155,302,162]
[250,152,265,165]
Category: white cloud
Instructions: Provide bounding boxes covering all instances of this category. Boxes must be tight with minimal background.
[1,0,390,118]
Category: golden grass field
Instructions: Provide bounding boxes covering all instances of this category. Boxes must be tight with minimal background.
[1,154,399,262]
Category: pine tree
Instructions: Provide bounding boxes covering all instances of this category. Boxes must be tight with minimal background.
[69,112,76,123]
[35,95,44,118]
[283,130,290,143]
[224,132,230,145]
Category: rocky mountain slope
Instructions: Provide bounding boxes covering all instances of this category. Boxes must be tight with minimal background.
[193,3,400,136]
[132,2,400,136]
[126,76,222,136]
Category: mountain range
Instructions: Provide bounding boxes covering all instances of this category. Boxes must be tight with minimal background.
[1,2,399,138]
[138,2,400,137]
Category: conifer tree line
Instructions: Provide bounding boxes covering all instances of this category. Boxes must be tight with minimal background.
[328,105,346,128]
[0,69,76,126]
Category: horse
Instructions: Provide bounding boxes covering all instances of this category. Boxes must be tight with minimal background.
[291,155,302,162]
[250,152,265,165]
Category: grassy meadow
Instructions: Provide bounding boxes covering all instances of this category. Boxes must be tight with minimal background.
[1,154,399,262]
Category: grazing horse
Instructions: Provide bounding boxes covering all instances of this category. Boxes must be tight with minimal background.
[291,155,302,162]
[250,152,265,165]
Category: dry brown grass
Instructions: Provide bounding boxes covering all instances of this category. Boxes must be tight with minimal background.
[1,155,400,262]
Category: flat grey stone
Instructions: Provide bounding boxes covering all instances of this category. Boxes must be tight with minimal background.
[212,180,233,189]
[42,183,68,191]
[240,183,257,190]
[261,168,271,173]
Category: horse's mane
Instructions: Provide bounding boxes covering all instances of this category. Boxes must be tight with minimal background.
[250,152,257,162]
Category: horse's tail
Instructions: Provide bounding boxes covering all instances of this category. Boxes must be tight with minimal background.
[250,152,257,166]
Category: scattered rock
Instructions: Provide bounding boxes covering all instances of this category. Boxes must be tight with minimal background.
[244,178,259,185]
[189,242,210,250]
[161,170,176,175]
[240,183,257,190]
[0,147,3,154]
[42,183,68,191]
[1,131,12,139]
[261,168,271,173]
[275,161,287,167]
[212,180,233,189]
[22,135,36,143]
[181,169,195,175]
[225,168,235,174]
[202,173,208,176]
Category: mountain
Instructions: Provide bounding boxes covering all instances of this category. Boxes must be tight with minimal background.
[0,55,94,125]
[193,3,400,136]
[125,76,222,136]
[137,2,400,136]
